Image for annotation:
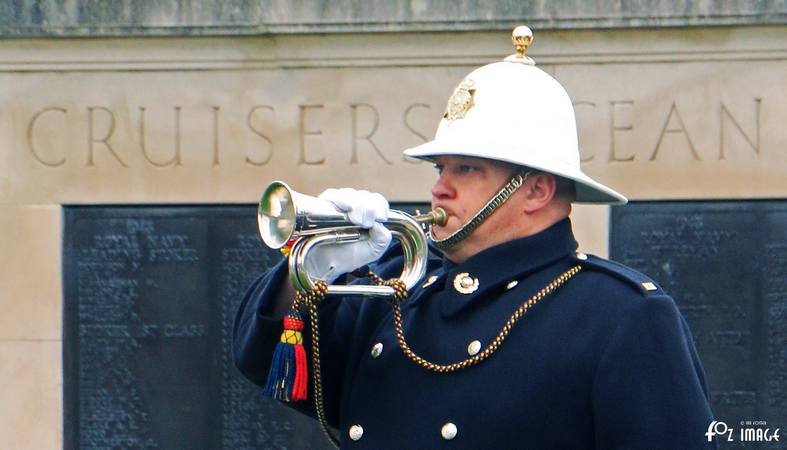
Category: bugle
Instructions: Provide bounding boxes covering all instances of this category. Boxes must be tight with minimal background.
[258,181,446,297]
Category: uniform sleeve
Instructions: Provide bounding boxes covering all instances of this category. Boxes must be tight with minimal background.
[232,243,413,428]
[232,258,359,426]
[232,259,290,387]
[592,294,717,450]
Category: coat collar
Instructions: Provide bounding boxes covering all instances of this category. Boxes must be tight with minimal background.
[431,218,578,317]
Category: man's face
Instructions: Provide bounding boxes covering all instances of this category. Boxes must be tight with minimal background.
[430,155,523,260]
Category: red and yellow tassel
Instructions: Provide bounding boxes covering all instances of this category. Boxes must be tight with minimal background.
[262,309,308,402]
[279,238,298,257]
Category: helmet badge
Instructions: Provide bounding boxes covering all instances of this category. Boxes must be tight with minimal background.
[443,78,476,123]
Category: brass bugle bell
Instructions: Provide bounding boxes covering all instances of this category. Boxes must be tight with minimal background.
[258,181,446,297]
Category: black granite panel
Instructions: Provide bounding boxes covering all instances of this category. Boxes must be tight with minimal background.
[63,203,429,449]
[611,201,786,449]
[62,206,338,449]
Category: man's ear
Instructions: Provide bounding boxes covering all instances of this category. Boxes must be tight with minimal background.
[523,172,557,213]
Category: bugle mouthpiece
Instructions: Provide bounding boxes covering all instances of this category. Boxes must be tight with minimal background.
[414,208,447,227]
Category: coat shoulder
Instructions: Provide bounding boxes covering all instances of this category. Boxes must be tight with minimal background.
[574,253,665,298]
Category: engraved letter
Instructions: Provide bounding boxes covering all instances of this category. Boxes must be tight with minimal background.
[609,100,635,162]
[572,101,596,162]
[27,107,67,167]
[139,106,182,167]
[87,106,128,167]
[649,102,701,161]
[246,105,274,166]
[211,106,220,167]
[719,98,761,160]
[298,104,325,165]
[351,103,391,165]
[403,103,430,164]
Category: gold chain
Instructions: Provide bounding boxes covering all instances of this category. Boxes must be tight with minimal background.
[295,282,340,449]
[371,266,582,372]
[296,265,581,447]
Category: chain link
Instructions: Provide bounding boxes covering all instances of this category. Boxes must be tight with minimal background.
[295,265,581,447]
[380,266,582,372]
[295,282,340,449]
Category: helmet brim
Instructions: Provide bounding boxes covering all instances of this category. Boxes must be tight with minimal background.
[404,138,628,205]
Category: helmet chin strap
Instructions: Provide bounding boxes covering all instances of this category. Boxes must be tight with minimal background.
[430,171,531,251]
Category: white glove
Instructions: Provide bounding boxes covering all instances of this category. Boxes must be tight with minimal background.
[303,188,392,283]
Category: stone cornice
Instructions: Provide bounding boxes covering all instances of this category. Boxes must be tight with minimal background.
[0,1,785,38]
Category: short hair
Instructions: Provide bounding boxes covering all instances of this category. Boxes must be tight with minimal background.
[521,168,576,203]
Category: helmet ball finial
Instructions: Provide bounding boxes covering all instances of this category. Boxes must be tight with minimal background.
[511,25,533,59]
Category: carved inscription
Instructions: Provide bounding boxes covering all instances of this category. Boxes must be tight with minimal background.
[720,98,761,160]
[298,104,326,165]
[27,107,67,167]
[764,239,787,410]
[609,100,635,162]
[649,102,701,161]
[212,106,221,167]
[24,97,765,169]
[246,105,274,166]
[67,213,207,448]
[219,232,299,449]
[63,206,336,449]
[87,106,128,167]
[351,103,390,165]
[403,103,430,144]
[403,103,430,164]
[572,98,764,164]
[139,106,182,167]
[611,202,787,432]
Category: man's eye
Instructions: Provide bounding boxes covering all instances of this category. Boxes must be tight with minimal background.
[433,164,444,174]
[458,165,475,174]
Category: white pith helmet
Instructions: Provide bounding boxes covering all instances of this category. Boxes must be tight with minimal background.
[404,26,627,205]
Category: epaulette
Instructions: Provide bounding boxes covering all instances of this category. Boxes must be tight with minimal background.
[573,252,664,296]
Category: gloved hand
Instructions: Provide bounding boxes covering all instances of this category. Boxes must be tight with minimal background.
[303,188,392,283]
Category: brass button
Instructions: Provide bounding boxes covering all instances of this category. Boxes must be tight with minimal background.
[576,252,588,261]
[453,273,479,294]
[506,280,518,290]
[467,340,481,356]
[349,424,364,441]
[422,275,439,288]
[371,342,383,358]
[441,422,458,440]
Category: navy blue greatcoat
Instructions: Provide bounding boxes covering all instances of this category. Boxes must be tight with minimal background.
[233,219,716,449]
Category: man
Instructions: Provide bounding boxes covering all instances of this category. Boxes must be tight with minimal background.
[234,26,715,449]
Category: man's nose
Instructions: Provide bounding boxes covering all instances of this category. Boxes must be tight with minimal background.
[431,173,456,200]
